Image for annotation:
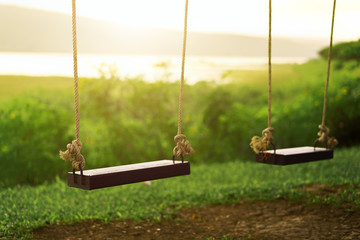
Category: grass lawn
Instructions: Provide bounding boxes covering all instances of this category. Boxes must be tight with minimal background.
[0,58,359,239]
[0,75,73,101]
[1,146,359,239]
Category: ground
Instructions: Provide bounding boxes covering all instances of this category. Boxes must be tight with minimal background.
[33,187,360,240]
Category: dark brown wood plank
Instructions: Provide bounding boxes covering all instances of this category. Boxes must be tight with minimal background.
[67,160,190,190]
[256,146,333,165]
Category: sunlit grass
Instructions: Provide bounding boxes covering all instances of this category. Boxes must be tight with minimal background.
[1,147,359,239]
[0,75,73,101]
[223,61,327,84]
[1,58,359,187]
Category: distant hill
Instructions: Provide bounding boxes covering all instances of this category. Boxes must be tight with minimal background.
[0,5,326,57]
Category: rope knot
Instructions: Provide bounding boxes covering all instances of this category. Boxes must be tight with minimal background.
[317,124,338,148]
[173,134,194,158]
[250,127,274,153]
[317,124,330,142]
[59,140,85,170]
[262,127,274,144]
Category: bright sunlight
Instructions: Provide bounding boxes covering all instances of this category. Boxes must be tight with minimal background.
[0,0,360,39]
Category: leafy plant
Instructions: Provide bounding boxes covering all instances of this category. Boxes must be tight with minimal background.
[0,53,359,188]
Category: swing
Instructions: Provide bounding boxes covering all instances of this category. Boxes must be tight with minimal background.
[61,0,193,190]
[250,0,338,165]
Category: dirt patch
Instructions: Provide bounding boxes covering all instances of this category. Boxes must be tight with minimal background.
[32,199,360,240]
[298,183,356,197]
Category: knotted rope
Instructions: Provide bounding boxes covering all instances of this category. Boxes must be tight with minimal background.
[173,134,194,158]
[173,0,194,159]
[59,140,85,170]
[317,124,330,143]
[250,0,274,153]
[317,124,338,148]
[250,127,274,153]
[316,0,338,149]
[59,0,86,170]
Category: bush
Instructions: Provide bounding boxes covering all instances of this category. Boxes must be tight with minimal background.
[319,39,360,69]
[0,91,73,187]
[0,58,359,188]
[208,61,360,153]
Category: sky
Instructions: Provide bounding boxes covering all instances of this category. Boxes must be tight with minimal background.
[0,0,359,41]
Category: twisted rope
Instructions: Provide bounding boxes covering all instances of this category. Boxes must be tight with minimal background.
[317,124,338,148]
[250,0,274,153]
[267,0,272,130]
[317,0,338,148]
[59,0,85,169]
[173,134,194,158]
[317,124,330,143]
[72,0,80,141]
[173,0,194,159]
[177,0,189,136]
[60,140,85,170]
[250,127,274,153]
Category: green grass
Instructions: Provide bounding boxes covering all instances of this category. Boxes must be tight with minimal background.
[0,57,359,238]
[0,75,73,101]
[1,146,359,239]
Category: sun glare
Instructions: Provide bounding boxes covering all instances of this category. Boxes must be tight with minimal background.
[0,0,359,39]
[76,0,185,30]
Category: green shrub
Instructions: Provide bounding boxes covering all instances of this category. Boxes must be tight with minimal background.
[319,39,360,62]
[0,91,73,187]
[0,57,359,188]
[209,60,360,152]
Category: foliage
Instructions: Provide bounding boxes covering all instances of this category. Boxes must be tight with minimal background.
[1,147,359,239]
[0,57,359,187]
[78,77,179,168]
[0,91,73,187]
[0,75,73,102]
[318,39,360,68]
[210,60,360,152]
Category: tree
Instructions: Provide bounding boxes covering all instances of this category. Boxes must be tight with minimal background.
[318,39,360,62]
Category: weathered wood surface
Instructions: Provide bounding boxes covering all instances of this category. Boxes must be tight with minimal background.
[256,146,333,165]
[68,160,190,190]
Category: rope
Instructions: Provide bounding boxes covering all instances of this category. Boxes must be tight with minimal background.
[59,0,85,170]
[250,127,274,154]
[173,134,194,158]
[268,0,272,129]
[317,0,338,148]
[60,140,85,170]
[250,0,274,153]
[173,0,194,158]
[72,0,80,141]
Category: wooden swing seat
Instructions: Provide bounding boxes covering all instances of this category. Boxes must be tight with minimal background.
[256,146,333,165]
[68,160,190,190]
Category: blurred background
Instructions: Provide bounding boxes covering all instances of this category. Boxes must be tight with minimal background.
[0,0,359,188]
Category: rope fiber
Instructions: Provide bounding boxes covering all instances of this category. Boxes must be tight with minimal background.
[173,0,194,158]
[60,140,85,170]
[250,0,273,153]
[59,0,85,170]
[317,0,338,148]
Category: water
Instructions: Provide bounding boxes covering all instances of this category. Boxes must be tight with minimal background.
[0,52,308,84]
